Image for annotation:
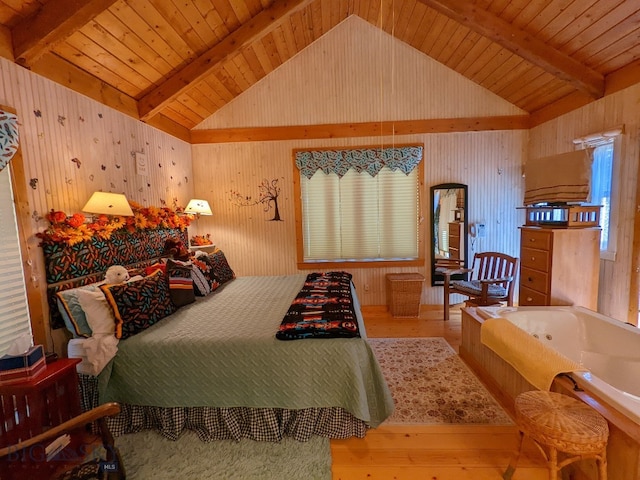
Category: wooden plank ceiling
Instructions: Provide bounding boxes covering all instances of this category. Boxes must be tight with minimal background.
[1,0,640,142]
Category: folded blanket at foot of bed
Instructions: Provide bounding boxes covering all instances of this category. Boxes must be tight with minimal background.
[276,271,360,340]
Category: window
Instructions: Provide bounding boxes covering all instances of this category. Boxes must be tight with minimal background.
[574,127,621,261]
[294,145,423,267]
[591,142,614,252]
[0,165,33,356]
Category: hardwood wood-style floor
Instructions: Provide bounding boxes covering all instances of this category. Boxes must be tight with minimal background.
[330,305,548,480]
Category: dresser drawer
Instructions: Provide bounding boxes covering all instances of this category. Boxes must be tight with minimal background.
[521,229,552,250]
[519,286,548,306]
[520,266,548,293]
[520,247,550,271]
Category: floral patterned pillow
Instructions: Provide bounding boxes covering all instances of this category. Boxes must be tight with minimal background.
[100,270,176,339]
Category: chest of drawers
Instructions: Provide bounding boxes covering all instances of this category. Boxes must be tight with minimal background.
[448,222,463,260]
[519,227,600,309]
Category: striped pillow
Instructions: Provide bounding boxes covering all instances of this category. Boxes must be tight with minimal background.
[166,259,195,307]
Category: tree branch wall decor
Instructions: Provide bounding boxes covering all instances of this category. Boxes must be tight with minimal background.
[229,178,283,221]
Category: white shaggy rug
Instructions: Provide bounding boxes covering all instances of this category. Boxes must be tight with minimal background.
[115,430,331,479]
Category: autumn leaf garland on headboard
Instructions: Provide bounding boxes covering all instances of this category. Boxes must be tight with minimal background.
[37,201,193,246]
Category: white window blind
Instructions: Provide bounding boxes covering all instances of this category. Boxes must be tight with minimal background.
[0,166,32,356]
[300,167,419,262]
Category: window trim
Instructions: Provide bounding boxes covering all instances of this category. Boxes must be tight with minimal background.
[574,128,623,261]
[600,135,621,262]
[292,145,425,269]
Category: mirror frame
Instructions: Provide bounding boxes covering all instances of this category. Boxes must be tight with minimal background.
[430,183,469,286]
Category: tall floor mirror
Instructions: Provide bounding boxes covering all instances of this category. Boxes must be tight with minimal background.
[430,183,468,286]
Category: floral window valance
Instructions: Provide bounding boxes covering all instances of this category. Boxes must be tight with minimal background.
[0,109,19,173]
[295,145,423,179]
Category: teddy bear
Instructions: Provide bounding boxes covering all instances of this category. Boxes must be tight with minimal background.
[104,265,130,284]
[163,238,190,261]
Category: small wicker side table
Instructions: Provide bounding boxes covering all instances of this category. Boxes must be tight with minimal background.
[503,391,609,480]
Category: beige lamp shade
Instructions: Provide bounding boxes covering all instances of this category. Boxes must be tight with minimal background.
[184,199,212,216]
[82,192,134,216]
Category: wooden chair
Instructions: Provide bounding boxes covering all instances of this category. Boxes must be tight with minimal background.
[440,251,518,320]
[0,402,124,480]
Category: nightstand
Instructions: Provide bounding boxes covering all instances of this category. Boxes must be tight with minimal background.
[0,358,81,447]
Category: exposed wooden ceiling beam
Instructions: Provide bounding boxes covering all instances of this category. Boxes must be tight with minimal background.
[417,0,604,99]
[144,114,192,144]
[0,23,13,61]
[30,52,139,118]
[529,92,594,128]
[529,60,640,127]
[138,0,314,121]
[12,0,118,67]
[605,58,640,96]
[30,52,190,141]
[191,115,531,143]
[31,53,191,141]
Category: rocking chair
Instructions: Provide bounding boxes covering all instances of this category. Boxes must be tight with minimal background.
[440,251,518,320]
[0,402,125,480]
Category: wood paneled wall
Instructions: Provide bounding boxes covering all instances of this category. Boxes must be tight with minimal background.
[0,56,193,352]
[530,84,640,323]
[192,18,526,307]
[192,132,525,306]
[196,16,525,129]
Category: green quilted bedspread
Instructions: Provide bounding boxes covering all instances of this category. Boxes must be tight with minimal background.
[98,274,394,427]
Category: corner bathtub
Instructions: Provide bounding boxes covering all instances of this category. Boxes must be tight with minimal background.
[477,305,640,424]
[460,305,640,480]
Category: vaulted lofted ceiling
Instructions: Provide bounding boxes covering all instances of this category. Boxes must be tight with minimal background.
[1,0,640,143]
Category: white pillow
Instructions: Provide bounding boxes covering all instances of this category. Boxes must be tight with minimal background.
[76,289,115,336]
[77,275,144,336]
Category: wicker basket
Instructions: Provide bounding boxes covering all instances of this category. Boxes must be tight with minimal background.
[386,273,424,317]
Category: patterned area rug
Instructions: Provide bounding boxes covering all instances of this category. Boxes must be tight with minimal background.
[369,337,513,425]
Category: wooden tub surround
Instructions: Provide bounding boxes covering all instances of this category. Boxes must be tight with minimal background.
[460,308,640,480]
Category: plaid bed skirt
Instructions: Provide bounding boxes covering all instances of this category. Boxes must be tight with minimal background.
[79,374,369,442]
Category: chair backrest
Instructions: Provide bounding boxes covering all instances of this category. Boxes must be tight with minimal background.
[470,252,519,300]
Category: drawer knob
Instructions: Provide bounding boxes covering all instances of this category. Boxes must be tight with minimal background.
[527,297,533,302]
[527,277,533,282]
[529,238,535,242]
[531,257,535,261]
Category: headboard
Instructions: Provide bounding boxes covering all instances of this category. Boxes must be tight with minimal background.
[42,227,188,329]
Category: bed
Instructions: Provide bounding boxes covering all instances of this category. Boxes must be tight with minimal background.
[42,227,394,442]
